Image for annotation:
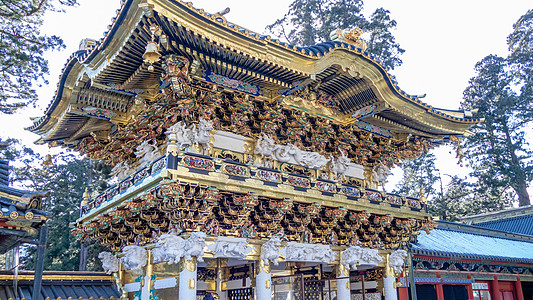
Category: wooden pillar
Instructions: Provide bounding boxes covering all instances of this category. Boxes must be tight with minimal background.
[398,287,409,300]
[397,272,409,300]
[408,253,418,300]
[492,275,501,300]
[435,273,444,300]
[467,274,474,300]
[515,277,524,300]
[31,225,48,300]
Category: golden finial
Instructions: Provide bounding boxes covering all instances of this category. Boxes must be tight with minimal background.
[42,154,53,169]
[330,28,367,51]
[81,188,89,208]
[419,188,427,204]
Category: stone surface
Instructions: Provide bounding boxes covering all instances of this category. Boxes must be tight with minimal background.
[284,242,335,263]
[208,236,252,259]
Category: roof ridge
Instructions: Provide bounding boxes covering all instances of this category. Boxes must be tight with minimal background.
[436,220,533,241]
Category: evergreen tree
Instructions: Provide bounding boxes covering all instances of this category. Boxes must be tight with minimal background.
[507,9,533,105]
[428,176,512,221]
[266,0,404,70]
[393,152,440,199]
[17,153,110,271]
[461,54,532,207]
[393,149,516,219]
[0,0,76,114]
[362,8,404,70]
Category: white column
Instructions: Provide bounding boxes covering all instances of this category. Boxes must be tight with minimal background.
[216,269,228,300]
[336,264,351,300]
[255,260,272,300]
[383,276,397,300]
[179,258,197,299]
[140,275,150,300]
[384,254,398,300]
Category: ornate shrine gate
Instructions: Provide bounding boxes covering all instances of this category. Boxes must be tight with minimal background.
[27,0,480,299]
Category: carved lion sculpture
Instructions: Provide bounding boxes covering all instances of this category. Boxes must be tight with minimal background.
[360,248,383,266]
[260,235,282,266]
[194,118,214,150]
[98,252,119,274]
[121,245,148,271]
[152,233,185,264]
[389,250,408,273]
[184,231,207,262]
[341,246,363,271]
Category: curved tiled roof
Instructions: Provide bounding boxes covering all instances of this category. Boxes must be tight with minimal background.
[0,271,120,300]
[411,221,533,263]
[28,0,480,137]
[476,214,533,237]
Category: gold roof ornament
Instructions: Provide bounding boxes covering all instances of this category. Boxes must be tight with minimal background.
[81,188,89,209]
[330,28,368,51]
[143,25,161,72]
[42,154,53,169]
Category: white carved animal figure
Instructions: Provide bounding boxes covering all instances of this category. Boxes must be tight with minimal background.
[260,235,282,266]
[184,231,207,262]
[121,245,148,271]
[194,118,214,149]
[329,151,351,180]
[372,163,391,189]
[152,234,185,264]
[359,248,383,266]
[341,246,363,271]
[135,139,160,168]
[317,246,336,263]
[299,151,329,169]
[389,250,408,273]
[210,239,251,259]
[272,144,292,163]
[285,244,335,263]
[110,161,133,181]
[98,252,119,274]
[166,121,193,149]
[254,134,276,158]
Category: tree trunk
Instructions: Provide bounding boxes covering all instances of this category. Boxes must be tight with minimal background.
[516,179,531,207]
[79,242,88,271]
[504,126,531,206]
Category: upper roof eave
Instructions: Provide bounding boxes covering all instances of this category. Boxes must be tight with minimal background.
[27,0,481,140]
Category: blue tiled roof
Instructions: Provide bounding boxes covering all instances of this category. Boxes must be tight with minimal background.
[476,214,533,236]
[411,224,533,263]
[0,159,8,186]
[0,271,120,300]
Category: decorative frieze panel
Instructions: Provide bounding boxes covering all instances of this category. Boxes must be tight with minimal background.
[208,237,253,259]
[413,258,533,275]
[284,243,336,263]
[75,178,432,252]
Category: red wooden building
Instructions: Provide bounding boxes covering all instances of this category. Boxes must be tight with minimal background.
[403,220,533,300]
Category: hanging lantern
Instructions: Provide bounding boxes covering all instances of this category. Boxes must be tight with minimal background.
[143,25,161,71]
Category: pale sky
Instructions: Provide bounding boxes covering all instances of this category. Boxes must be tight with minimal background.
[1,0,531,198]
